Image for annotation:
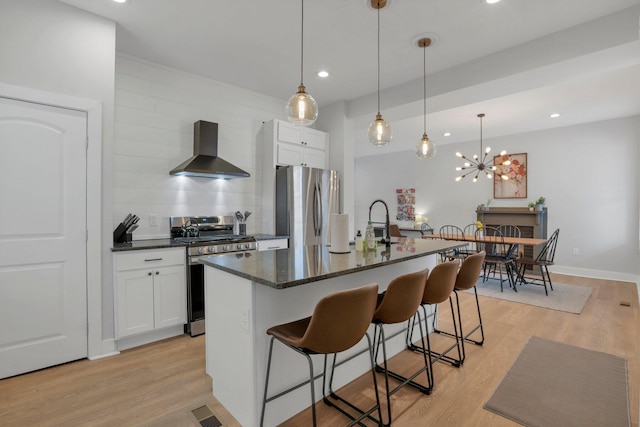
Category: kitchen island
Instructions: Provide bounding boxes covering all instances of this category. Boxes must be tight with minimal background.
[200,238,465,426]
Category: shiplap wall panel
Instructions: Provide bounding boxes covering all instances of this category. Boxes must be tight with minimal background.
[115,54,284,238]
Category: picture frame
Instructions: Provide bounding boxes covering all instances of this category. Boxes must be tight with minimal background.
[493,153,527,199]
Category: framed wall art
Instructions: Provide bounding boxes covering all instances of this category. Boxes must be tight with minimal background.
[493,153,527,199]
[395,188,416,221]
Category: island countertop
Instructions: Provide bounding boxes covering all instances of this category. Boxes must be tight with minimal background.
[199,237,465,289]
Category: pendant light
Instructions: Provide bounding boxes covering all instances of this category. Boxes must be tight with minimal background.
[415,37,436,159]
[455,113,509,182]
[286,0,318,126]
[368,0,392,146]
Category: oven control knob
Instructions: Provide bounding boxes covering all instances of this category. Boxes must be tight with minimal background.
[223,244,232,252]
[198,247,207,255]
[208,246,216,254]
[237,243,243,250]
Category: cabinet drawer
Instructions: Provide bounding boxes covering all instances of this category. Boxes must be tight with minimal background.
[115,247,185,271]
[257,239,288,251]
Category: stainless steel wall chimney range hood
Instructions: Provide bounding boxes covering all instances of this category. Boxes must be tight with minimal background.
[170,121,250,179]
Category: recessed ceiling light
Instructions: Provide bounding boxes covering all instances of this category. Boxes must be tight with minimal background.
[113,0,127,3]
[317,70,329,78]
[486,0,501,4]
[443,132,451,137]
[550,113,561,118]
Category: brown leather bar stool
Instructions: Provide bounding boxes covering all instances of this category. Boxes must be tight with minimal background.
[407,260,462,371]
[260,283,382,427]
[433,251,486,365]
[370,269,429,427]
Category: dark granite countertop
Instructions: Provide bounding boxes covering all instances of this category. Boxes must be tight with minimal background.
[199,238,466,289]
[111,238,187,252]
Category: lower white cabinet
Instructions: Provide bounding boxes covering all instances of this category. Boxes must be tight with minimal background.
[114,247,187,339]
[257,238,288,251]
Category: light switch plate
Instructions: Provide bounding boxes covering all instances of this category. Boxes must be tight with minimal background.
[149,214,158,227]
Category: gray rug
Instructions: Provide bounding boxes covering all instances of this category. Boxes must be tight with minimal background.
[468,276,593,314]
[485,336,631,427]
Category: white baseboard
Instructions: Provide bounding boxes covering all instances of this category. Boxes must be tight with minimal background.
[115,325,185,351]
[88,338,119,360]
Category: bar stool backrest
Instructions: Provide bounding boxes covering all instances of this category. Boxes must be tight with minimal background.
[423,260,460,304]
[373,269,429,325]
[302,283,379,354]
[454,251,486,291]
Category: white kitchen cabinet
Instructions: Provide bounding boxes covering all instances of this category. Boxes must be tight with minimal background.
[114,247,186,340]
[273,119,327,169]
[257,238,288,251]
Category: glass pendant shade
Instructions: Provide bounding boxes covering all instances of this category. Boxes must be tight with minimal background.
[368,113,392,146]
[415,133,436,159]
[286,84,318,126]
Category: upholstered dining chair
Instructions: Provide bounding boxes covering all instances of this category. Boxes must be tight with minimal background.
[260,283,382,427]
[516,228,560,295]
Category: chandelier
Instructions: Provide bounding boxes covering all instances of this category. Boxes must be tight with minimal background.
[455,113,509,182]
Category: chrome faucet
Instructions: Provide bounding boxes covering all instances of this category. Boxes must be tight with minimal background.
[368,199,391,247]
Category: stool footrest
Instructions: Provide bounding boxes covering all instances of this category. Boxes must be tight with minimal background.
[374,365,432,395]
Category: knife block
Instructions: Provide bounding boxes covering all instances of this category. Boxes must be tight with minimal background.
[113,222,128,244]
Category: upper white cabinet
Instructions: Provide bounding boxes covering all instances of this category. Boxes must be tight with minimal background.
[272,120,327,169]
[113,247,187,340]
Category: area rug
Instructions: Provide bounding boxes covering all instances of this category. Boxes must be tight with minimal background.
[467,276,593,314]
[485,336,630,427]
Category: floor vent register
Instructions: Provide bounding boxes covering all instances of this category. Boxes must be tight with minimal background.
[191,405,222,427]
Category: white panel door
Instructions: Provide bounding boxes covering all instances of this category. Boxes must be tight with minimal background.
[0,96,87,379]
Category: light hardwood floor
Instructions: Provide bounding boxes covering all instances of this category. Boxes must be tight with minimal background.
[0,274,637,427]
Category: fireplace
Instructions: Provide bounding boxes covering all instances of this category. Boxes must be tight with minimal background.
[476,207,547,261]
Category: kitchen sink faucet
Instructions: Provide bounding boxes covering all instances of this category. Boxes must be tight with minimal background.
[368,199,391,247]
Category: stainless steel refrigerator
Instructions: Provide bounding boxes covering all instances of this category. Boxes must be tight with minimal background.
[276,165,340,247]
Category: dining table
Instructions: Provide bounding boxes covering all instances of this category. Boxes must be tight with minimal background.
[422,233,548,291]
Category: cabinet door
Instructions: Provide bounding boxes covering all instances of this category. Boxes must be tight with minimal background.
[153,265,187,330]
[302,128,326,150]
[116,270,155,338]
[303,148,325,169]
[276,142,304,166]
[276,120,303,144]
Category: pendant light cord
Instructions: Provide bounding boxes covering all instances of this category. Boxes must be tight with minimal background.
[300,0,305,86]
[423,43,427,133]
[479,115,483,153]
[376,2,381,115]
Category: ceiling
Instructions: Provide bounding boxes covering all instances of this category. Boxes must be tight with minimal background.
[58,0,640,157]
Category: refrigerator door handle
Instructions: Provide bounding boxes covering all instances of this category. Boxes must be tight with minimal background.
[316,182,323,237]
[314,182,322,236]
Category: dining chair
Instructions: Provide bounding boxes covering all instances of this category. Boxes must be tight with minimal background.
[516,228,560,295]
[260,283,382,427]
[461,223,480,257]
[438,225,466,262]
[475,227,516,292]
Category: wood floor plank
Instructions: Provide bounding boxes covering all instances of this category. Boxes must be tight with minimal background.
[0,274,637,426]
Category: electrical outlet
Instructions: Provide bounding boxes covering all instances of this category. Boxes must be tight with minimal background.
[149,214,158,227]
[241,310,250,331]
[572,248,579,256]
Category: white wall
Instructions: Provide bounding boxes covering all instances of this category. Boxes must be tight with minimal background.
[114,55,285,239]
[355,116,640,279]
[0,0,116,346]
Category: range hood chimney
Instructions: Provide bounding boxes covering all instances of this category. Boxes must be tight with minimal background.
[170,121,250,179]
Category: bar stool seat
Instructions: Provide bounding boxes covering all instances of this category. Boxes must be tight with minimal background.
[260,283,382,427]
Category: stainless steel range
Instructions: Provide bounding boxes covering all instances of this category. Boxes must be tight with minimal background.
[170,215,257,336]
